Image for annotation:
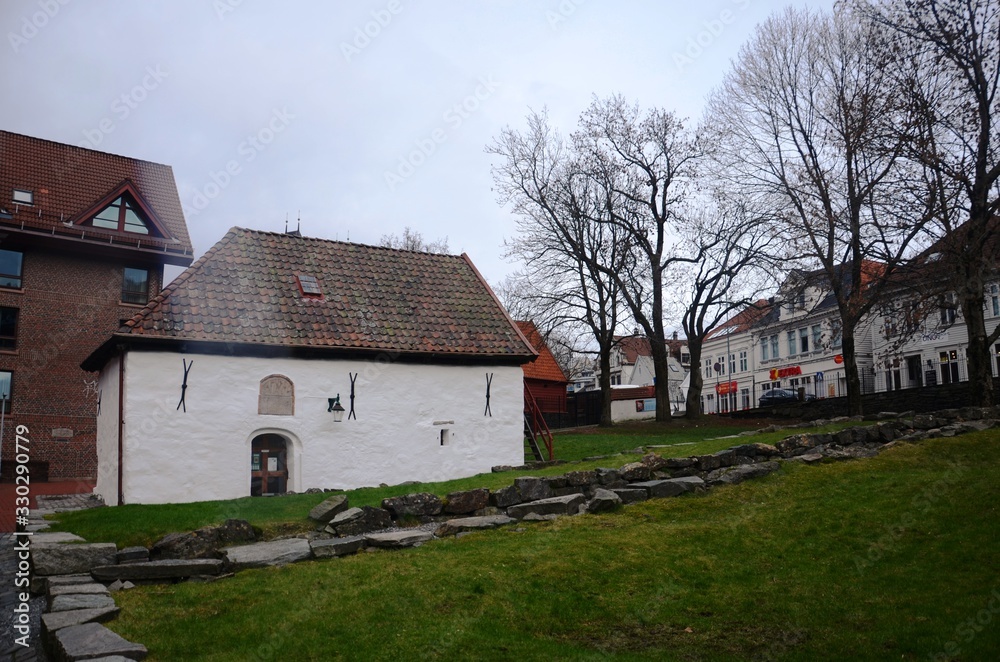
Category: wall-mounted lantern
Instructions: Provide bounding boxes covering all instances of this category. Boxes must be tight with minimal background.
[327,394,345,422]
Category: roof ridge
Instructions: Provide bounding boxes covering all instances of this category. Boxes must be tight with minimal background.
[123,227,242,331]
[231,226,464,258]
[0,129,174,170]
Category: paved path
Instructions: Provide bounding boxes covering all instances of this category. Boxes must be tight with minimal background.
[0,482,95,533]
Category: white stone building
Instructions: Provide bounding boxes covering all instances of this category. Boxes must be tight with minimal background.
[82,228,536,505]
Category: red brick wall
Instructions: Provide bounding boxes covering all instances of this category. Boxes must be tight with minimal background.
[0,244,163,480]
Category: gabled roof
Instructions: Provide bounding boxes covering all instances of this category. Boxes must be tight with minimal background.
[614,335,652,364]
[516,321,569,384]
[83,228,536,368]
[705,300,772,340]
[0,131,193,262]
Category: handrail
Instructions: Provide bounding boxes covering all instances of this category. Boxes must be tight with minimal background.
[523,384,554,461]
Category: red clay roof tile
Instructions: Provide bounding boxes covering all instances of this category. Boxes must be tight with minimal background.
[120,227,536,359]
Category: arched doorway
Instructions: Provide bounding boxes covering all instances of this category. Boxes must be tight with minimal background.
[250,434,288,496]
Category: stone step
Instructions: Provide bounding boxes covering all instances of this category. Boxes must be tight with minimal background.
[610,488,648,504]
[41,606,120,634]
[506,493,587,519]
[29,532,86,545]
[49,593,117,613]
[32,543,118,576]
[52,622,147,661]
[435,515,515,537]
[364,530,434,548]
[91,558,224,582]
[49,583,110,597]
[221,538,312,571]
[310,536,366,559]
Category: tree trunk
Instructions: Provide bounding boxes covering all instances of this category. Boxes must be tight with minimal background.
[598,343,614,427]
[648,335,673,423]
[841,322,863,416]
[685,338,704,419]
[960,292,995,407]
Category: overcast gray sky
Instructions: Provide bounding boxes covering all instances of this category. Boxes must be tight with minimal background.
[1,0,832,284]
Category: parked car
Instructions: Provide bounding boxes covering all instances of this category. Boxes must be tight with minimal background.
[759,388,816,406]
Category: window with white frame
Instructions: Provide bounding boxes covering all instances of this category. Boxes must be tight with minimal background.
[739,350,748,372]
[729,353,736,374]
[940,293,957,325]
[761,337,770,361]
[799,327,809,353]
[787,330,797,356]
[812,325,822,349]
[990,284,999,317]
[831,320,842,348]
[770,335,779,359]
[717,356,725,376]
[704,357,712,378]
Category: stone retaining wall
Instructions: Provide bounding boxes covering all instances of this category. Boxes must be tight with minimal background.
[25,405,1000,660]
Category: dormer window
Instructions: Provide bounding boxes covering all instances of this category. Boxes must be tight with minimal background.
[296,274,322,297]
[90,194,151,235]
[12,189,32,205]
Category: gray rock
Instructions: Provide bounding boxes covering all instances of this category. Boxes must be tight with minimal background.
[309,494,350,522]
[640,453,669,472]
[443,488,490,515]
[91,558,224,582]
[32,543,118,576]
[664,457,697,469]
[116,546,149,564]
[365,530,435,548]
[310,536,367,558]
[514,477,553,501]
[49,593,117,613]
[42,606,120,633]
[595,468,620,484]
[706,461,780,485]
[522,513,560,522]
[327,506,393,537]
[785,453,823,464]
[490,484,522,508]
[564,470,598,486]
[435,515,516,537]
[30,532,86,545]
[53,623,148,661]
[630,478,699,499]
[222,538,312,570]
[611,488,648,504]
[586,488,622,514]
[380,493,443,519]
[152,519,256,560]
[49,583,110,597]
[618,462,652,482]
[47,574,97,586]
[507,493,587,519]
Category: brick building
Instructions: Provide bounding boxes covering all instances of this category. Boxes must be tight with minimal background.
[0,131,193,481]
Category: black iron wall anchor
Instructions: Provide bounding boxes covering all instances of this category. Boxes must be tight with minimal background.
[176,359,193,412]
[348,372,357,420]
[485,372,493,417]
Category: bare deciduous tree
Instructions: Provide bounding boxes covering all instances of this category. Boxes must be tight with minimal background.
[867,0,1000,405]
[705,6,929,415]
[378,227,450,254]
[489,110,626,426]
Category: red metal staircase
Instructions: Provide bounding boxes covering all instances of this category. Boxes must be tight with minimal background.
[524,385,554,462]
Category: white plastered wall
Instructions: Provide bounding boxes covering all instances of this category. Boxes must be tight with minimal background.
[94,354,121,505]
[107,350,524,505]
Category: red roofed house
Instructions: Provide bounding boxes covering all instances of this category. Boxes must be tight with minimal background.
[83,228,536,505]
[515,321,568,417]
[0,131,193,482]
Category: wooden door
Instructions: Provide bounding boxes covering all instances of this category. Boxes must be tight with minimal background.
[251,434,287,496]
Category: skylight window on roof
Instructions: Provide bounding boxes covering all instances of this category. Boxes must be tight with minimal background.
[297,274,322,296]
[12,189,32,205]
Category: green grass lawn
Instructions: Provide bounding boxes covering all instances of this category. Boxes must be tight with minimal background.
[101,430,1000,660]
[48,418,840,548]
